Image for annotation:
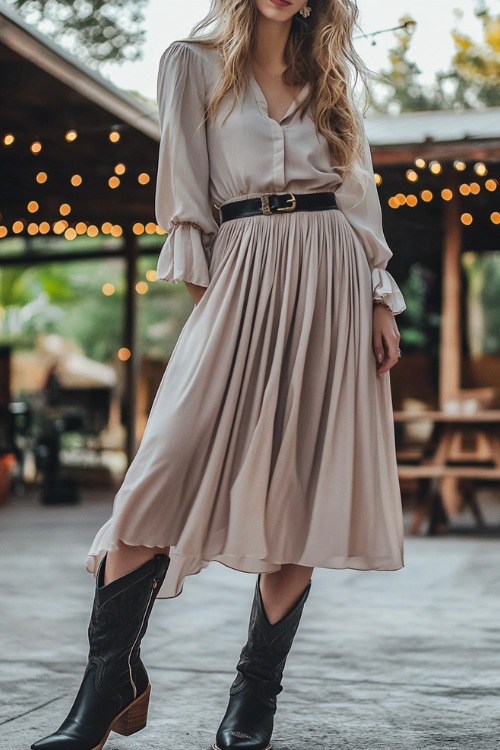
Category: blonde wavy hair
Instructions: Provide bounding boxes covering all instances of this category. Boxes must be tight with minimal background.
[188,0,368,174]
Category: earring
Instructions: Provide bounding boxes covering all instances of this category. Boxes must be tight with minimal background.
[299,4,312,17]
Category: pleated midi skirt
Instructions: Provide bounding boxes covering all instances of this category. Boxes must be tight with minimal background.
[87,207,404,598]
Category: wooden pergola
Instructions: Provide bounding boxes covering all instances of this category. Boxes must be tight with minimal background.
[367,108,500,406]
[0,2,161,463]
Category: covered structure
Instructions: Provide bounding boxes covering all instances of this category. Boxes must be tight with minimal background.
[367,108,500,407]
[0,1,161,462]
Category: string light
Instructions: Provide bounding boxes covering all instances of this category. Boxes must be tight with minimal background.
[71,174,83,187]
[485,179,498,192]
[75,222,87,235]
[145,270,157,282]
[138,173,150,185]
[388,197,399,209]
[414,157,426,169]
[101,222,113,234]
[39,221,50,234]
[27,223,39,236]
[374,173,382,186]
[145,222,156,234]
[459,184,471,196]
[30,141,42,154]
[118,347,131,361]
[114,163,126,175]
[102,283,115,296]
[87,225,99,237]
[441,188,453,201]
[155,226,167,235]
[65,130,78,142]
[406,194,418,207]
[429,161,442,175]
[0,226,7,238]
[454,160,467,171]
[12,221,24,233]
[474,162,487,176]
[469,182,480,195]
[461,213,473,225]
[108,176,120,189]
[3,134,15,146]
[109,130,121,143]
[36,171,48,184]
[135,281,148,294]
[491,212,500,225]
[133,222,145,235]
[111,225,123,237]
[405,169,419,183]
[59,203,71,216]
[27,201,39,213]
[420,190,433,202]
[64,227,77,240]
[53,220,67,234]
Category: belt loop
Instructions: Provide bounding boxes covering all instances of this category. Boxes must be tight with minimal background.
[260,193,272,216]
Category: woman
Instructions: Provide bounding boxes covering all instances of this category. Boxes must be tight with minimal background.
[32,1,405,749]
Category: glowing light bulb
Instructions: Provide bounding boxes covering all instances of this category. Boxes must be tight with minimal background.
[138,173,150,185]
[469,182,480,195]
[102,283,115,296]
[414,158,426,169]
[3,134,15,146]
[474,162,487,176]
[87,225,99,237]
[118,348,131,361]
[406,194,418,207]
[111,225,123,237]
[71,174,83,187]
[36,171,48,184]
[75,222,87,235]
[135,281,149,294]
[461,213,473,225]
[454,160,466,171]
[64,227,77,240]
[12,220,24,233]
[39,221,50,234]
[27,200,39,213]
[114,163,126,175]
[145,222,156,234]
[406,169,419,183]
[374,173,382,186]
[65,130,78,142]
[109,130,121,143]
[388,197,399,209]
[485,179,498,192]
[146,270,157,282]
[420,190,433,202]
[441,188,453,201]
[491,212,500,225]
[459,184,471,196]
[429,161,442,175]
[59,203,71,216]
[108,176,120,189]
[30,141,42,154]
[133,222,145,235]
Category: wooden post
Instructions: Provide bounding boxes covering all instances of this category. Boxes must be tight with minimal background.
[124,233,139,466]
[439,184,462,407]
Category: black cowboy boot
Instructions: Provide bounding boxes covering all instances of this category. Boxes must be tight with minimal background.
[31,553,169,750]
[213,577,311,750]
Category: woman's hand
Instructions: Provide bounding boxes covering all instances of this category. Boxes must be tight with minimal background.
[185,282,207,305]
[372,302,401,376]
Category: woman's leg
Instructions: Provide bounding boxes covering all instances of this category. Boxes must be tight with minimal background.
[259,563,313,624]
[104,543,170,585]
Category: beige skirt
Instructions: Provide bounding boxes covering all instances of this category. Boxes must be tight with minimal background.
[86,208,404,598]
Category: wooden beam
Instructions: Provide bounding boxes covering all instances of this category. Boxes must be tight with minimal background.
[439,177,462,407]
[124,233,139,466]
[372,140,500,167]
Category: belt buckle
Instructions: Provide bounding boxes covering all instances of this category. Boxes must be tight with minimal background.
[276,192,297,213]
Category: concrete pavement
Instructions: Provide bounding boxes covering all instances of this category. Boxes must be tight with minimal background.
[1,489,500,750]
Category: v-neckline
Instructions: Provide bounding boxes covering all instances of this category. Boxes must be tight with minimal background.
[247,66,310,125]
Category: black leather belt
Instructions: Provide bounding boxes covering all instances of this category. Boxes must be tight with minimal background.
[219,191,338,223]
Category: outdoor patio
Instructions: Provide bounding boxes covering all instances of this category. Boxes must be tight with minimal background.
[1,489,499,750]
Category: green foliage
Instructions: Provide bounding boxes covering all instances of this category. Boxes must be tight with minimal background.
[370,3,500,113]
[398,264,441,353]
[8,0,148,65]
[0,257,193,363]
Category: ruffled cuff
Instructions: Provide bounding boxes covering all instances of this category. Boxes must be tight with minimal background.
[156,223,211,286]
[372,268,406,315]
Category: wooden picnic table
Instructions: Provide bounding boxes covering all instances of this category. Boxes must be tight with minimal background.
[393,410,500,534]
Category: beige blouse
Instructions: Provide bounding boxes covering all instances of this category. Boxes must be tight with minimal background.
[155,41,406,315]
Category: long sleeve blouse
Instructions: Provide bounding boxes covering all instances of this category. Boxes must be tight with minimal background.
[155,40,405,314]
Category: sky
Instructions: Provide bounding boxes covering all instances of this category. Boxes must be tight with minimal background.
[102,0,484,101]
